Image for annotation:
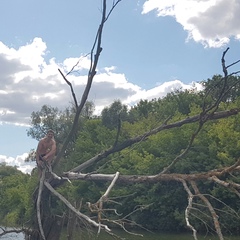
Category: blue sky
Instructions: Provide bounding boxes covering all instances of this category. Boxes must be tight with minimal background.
[1,0,240,173]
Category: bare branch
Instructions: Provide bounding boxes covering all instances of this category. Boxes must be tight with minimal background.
[64,164,239,183]
[68,108,240,173]
[54,0,109,165]
[228,70,240,76]
[37,169,46,240]
[191,181,224,240]
[65,53,90,76]
[226,59,240,69]
[58,69,78,109]
[93,172,119,235]
[160,121,204,174]
[222,47,229,76]
[220,158,240,175]
[44,181,111,232]
[180,180,198,240]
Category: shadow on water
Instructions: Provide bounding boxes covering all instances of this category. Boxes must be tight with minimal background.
[1,227,239,240]
[60,228,240,240]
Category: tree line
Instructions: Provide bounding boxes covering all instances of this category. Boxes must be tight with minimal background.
[1,76,240,238]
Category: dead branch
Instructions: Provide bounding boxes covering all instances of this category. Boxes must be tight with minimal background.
[161,48,240,176]
[101,171,119,199]
[181,180,198,240]
[220,158,240,175]
[65,53,90,76]
[63,165,230,183]
[222,47,229,76]
[55,0,122,166]
[210,175,240,190]
[44,181,111,232]
[58,68,78,109]
[68,108,240,173]
[37,169,46,240]
[160,121,204,174]
[95,172,119,234]
[191,181,224,240]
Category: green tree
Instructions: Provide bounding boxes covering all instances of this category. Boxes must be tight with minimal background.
[0,165,37,226]
[101,100,129,129]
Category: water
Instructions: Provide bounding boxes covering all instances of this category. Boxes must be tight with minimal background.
[94,231,240,240]
[0,227,25,240]
[1,228,239,240]
[60,228,240,240]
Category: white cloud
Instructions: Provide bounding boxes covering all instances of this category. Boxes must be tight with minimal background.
[0,154,36,174]
[0,37,205,174]
[125,80,203,106]
[142,0,240,48]
[0,38,200,126]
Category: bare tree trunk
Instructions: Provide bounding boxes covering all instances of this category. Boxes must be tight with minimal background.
[67,200,81,240]
[30,172,64,240]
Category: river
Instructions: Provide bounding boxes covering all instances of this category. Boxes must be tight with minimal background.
[1,228,239,240]
[0,227,25,240]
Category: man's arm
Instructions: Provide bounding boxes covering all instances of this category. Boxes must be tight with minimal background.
[36,139,44,163]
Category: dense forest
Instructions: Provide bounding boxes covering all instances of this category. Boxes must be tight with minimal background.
[1,75,240,238]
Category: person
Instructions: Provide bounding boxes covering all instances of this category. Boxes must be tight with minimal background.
[36,129,57,176]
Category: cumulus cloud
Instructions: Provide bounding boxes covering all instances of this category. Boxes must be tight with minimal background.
[142,0,240,48]
[3,2,233,174]
[0,37,199,125]
[0,154,36,174]
[0,37,203,174]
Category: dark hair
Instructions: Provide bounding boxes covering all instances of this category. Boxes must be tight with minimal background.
[47,129,55,134]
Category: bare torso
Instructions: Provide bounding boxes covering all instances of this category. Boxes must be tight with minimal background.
[38,137,55,155]
[36,136,56,163]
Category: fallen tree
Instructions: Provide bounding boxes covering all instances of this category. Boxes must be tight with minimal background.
[21,1,240,239]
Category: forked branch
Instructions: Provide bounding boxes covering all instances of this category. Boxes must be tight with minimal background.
[191,181,224,240]
[44,181,111,232]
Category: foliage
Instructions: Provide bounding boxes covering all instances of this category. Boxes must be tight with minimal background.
[0,165,37,226]
[201,75,240,103]
[5,75,239,236]
[55,83,240,233]
[101,100,129,129]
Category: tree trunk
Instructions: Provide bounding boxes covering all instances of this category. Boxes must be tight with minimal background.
[67,210,76,240]
[30,177,64,240]
[29,215,63,240]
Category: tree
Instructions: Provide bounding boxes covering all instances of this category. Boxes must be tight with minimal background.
[3,1,240,240]
[101,100,129,129]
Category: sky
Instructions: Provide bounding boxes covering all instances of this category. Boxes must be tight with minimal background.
[0,0,240,174]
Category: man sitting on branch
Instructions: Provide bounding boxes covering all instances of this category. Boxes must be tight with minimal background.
[36,129,56,175]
